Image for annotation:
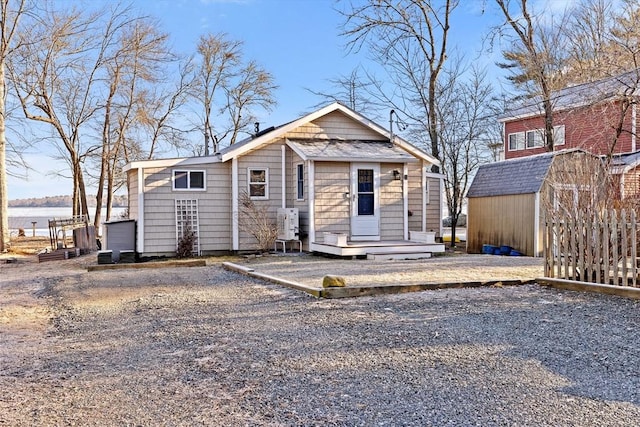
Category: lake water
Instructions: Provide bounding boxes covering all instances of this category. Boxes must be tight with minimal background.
[8,206,127,237]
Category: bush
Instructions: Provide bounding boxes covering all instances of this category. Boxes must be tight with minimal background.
[176,225,197,258]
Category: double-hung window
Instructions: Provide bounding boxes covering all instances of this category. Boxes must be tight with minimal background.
[526,130,544,148]
[508,132,525,151]
[173,170,205,191]
[553,125,565,146]
[248,168,269,199]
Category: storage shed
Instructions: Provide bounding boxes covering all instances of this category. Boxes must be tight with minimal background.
[466,149,604,257]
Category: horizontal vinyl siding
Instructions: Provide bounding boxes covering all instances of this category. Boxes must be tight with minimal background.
[314,162,350,241]
[380,163,404,240]
[407,163,423,232]
[467,193,536,256]
[237,144,283,250]
[142,163,232,255]
[287,150,310,247]
[425,175,442,234]
[285,110,384,140]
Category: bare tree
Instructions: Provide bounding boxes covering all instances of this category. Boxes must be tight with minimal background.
[7,4,130,218]
[92,17,183,227]
[0,0,28,252]
[306,67,379,113]
[494,0,569,151]
[225,60,277,145]
[435,65,495,247]
[194,33,241,154]
[340,0,458,172]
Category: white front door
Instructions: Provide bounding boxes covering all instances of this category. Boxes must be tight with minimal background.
[350,163,380,241]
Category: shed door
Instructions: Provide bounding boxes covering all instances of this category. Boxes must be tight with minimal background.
[350,163,380,240]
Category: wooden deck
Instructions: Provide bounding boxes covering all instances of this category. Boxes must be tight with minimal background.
[310,240,445,258]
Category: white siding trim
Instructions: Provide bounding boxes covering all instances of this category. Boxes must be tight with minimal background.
[137,168,144,253]
[308,160,315,243]
[439,175,445,238]
[534,192,540,256]
[632,103,637,152]
[281,145,286,209]
[422,163,427,232]
[403,163,409,240]
[232,157,239,251]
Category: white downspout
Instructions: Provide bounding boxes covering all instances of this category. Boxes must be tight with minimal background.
[281,145,286,209]
[403,163,409,240]
[232,157,239,251]
[308,160,315,244]
[137,167,144,254]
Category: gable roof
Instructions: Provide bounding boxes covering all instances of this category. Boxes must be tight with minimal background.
[124,102,439,171]
[218,102,439,165]
[467,151,561,198]
[499,69,640,122]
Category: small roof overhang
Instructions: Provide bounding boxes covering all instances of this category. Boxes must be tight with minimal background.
[286,139,419,163]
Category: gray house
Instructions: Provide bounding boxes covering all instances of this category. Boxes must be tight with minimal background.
[124,103,445,258]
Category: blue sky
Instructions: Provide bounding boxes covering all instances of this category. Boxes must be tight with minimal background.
[9,0,502,200]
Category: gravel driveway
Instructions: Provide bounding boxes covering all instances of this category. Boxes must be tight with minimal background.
[1,256,638,426]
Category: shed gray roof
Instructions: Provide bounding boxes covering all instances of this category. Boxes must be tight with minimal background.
[466,152,557,198]
[499,69,640,121]
[286,139,418,162]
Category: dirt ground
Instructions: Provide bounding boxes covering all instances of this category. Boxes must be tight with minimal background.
[1,241,638,425]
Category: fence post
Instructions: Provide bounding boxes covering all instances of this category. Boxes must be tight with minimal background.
[603,210,610,285]
[631,210,637,287]
[612,210,619,285]
[621,209,629,286]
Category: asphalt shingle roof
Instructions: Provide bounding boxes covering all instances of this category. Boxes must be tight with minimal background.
[287,139,415,162]
[499,69,640,121]
[466,152,557,198]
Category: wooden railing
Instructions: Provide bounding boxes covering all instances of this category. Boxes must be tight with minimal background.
[544,209,638,287]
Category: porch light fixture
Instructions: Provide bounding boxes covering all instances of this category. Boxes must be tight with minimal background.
[393,169,401,180]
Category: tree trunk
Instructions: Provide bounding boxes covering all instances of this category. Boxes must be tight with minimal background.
[0,62,8,252]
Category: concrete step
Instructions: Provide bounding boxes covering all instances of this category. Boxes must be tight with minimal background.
[366,252,432,261]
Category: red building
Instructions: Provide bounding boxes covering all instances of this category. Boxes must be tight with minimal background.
[498,70,640,199]
[499,70,638,159]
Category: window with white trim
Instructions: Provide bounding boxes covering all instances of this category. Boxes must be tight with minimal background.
[508,132,525,151]
[248,168,269,199]
[296,163,304,200]
[526,130,544,148]
[553,125,565,146]
[173,170,205,190]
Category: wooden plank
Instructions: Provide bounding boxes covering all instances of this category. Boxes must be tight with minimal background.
[578,216,585,282]
[632,210,637,287]
[594,213,601,284]
[612,210,619,284]
[621,209,628,286]
[563,214,570,280]
[602,210,610,285]
[556,217,562,279]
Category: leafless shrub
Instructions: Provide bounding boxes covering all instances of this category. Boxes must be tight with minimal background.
[237,192,277,253]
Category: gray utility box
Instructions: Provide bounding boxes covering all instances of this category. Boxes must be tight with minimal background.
[103,219,136,262]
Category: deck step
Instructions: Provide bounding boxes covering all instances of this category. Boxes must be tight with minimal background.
[366,252,432,261]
